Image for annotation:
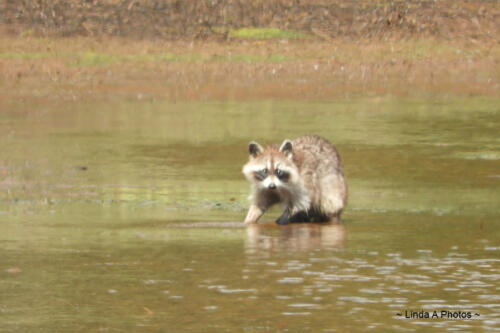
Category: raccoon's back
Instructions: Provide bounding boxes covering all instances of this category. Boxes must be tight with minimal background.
[291,135,346,207]
[291,135,342,173]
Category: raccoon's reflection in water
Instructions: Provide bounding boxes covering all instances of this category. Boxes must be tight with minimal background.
[245,223,346,253]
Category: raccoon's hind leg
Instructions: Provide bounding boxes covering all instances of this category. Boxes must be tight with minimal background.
[320,176,347,222]
[277,209,312,225]
[318,201,343,223]
[312,212,335,223]
[323,212,342,224]
[289,211,311,223]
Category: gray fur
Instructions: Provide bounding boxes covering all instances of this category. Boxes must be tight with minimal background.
[243,135,348,225]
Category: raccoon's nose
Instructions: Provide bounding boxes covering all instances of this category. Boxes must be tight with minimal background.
[268,183,276,190]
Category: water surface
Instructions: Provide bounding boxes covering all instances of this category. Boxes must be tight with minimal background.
[1,98,499,332]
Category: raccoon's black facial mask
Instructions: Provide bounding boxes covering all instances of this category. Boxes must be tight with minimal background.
[275,169,289,182]
[254,169,268,181]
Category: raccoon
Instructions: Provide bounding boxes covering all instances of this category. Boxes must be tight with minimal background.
[242,135,347,225]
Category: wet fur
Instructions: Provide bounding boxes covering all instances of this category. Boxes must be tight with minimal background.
[242,135,347,225]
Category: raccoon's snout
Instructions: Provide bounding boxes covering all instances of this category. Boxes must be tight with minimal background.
[268,183,277,190]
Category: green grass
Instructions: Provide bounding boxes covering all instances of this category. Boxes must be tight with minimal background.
[0,50,295,65]
[228,28,308,40]
[71,51,118,66]
[215,54,293,62]
[0,52,49,60]
[64,51,294,66]
[2,50,292,66]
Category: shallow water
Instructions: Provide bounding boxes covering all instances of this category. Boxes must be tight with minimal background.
[1,97,499,332]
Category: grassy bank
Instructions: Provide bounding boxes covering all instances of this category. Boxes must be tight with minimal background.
[2,0,498,101]
[1,35,498,102]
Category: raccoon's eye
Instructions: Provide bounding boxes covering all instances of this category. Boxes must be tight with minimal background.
[254,168,268,181]
[276,169,289,181]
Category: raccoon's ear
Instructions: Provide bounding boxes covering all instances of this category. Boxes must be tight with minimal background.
[279,139,293,159]
[248,141,263,158]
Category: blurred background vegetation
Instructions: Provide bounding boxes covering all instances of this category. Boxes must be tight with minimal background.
[2,0,499,41]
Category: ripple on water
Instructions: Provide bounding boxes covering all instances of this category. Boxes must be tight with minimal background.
[275,295,293,300]
[204,306,218,310]
[337,296,378,304]
[286,260,311,271]
[169,295,183,299]
[321,274,379,282]
[402,279,438,287]
[381,297,408,304]
[206,285,257,294]
[359,288,385,294]
[277,277,304,284]
[478,295,500,301]
[288,303,322,309]
[302,270,324,276]
[218,288,257,294]
[282,312,311,316]
[458,280,494,288]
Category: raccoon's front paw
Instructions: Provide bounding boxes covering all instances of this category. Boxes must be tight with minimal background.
[275,209,291,225]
